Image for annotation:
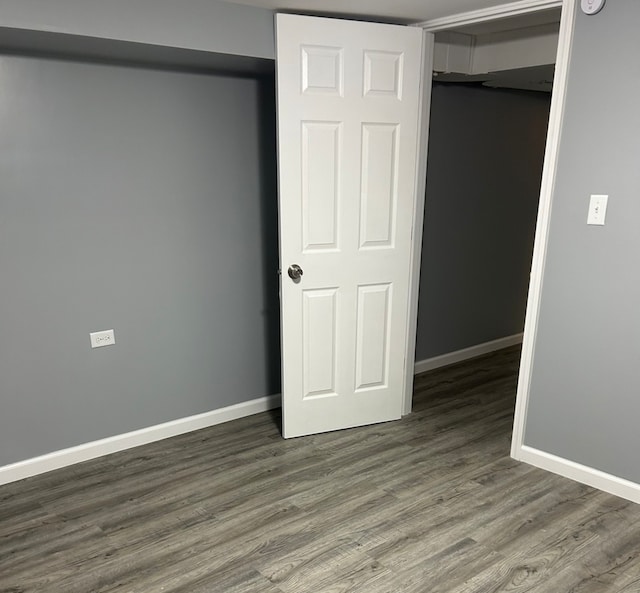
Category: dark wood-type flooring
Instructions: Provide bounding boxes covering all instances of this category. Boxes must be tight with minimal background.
[2,346,640,592]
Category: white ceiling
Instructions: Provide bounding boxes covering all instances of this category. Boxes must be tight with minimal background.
[221,0,537,24]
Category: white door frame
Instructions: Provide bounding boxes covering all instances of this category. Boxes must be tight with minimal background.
[404,0,575,466]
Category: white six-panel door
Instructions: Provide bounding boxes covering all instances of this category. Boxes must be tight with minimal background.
[276,14,423,438]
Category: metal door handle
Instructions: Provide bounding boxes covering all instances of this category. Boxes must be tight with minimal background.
[288,264,304,281]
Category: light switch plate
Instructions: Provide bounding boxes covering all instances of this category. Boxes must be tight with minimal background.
[587,194,608,226]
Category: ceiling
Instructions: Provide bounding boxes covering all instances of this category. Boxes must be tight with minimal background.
[220,0,545,24]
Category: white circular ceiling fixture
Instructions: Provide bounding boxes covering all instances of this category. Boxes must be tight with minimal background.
[581,0,606,14]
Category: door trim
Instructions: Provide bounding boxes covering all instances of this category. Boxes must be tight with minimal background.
[408,0,576,463]
[402,30,435,415]
[510,0,576,460]
[415,0,563,31]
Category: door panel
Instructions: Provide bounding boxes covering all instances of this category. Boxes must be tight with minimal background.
[301,122,341,251]
[277,14,423,438]
[355,283,392,391]
[303,288,338,399]
[360,123,399,248]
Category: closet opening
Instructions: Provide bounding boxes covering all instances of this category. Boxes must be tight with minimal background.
[414,10,561,419]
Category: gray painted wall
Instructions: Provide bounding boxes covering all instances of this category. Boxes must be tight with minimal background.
[415,83,550,361]
[0,0,275,59]
[524,0,640,484]
[0,54,279,466]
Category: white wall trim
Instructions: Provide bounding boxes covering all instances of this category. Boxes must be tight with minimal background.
[414,333,523,375]
[0,394,281,486]
[416,0,563,32]
[511,0,576,459]
[518,446,640,504]
[403,30,435,415]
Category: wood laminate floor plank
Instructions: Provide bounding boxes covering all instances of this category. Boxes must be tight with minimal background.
[2,345,640,593]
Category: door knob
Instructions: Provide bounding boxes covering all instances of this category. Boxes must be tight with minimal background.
[287,264,304,281]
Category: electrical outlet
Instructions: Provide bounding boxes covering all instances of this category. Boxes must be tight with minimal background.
[587,194,608,226]
[90,329,115,349]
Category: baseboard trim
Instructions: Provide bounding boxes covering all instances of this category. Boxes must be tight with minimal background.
[0,394,282,486]
[414,333,524,375]
[516,445,640,504]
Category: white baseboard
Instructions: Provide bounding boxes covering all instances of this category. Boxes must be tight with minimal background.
[0,394,281,487]
[414,333,524,375]
[516,445,640,504]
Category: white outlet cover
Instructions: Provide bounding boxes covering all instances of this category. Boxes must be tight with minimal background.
[90,329,116,348]
[581,0,605,15]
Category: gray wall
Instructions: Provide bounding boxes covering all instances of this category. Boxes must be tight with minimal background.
[524,0,640,484]
[0,54,279,466]
[0,0,275,59]
[415,83,551,360]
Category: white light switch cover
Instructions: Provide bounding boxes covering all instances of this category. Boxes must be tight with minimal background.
[587,194,608,226]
